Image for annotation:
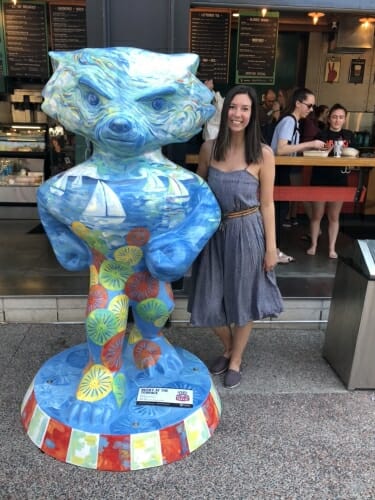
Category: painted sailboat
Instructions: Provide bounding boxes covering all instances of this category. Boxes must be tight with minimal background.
[82,181,126,225]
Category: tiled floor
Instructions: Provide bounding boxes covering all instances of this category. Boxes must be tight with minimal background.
[0,215,370,324]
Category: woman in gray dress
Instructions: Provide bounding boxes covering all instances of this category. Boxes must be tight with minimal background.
[188,85,283,388]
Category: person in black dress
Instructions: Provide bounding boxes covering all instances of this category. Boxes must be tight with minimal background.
[307,103,355,259]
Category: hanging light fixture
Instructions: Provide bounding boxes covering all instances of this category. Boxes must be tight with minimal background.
[261,8,268,17]
[359,17,375,27]
[12,0,17,5]
[308,12,325,25]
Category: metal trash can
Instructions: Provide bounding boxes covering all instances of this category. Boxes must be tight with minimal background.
[323,239,375,390]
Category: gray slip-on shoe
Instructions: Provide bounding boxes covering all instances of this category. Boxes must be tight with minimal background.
[224,369,241,388]
[210,355,230,375]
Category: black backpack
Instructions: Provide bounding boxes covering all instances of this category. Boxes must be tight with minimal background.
[262,114,299,146]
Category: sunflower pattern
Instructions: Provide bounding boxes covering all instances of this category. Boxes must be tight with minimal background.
[133,340,161,369]
[135,298,170,327]
[76,220,173,409]
[76,364,113,402]
[114,245,143,266]
[128,324,143,344]
[71,222,109,255]
[91,249,106,271]
[89,265,99,287]
[101,331,126,371]
[86,309,119,346]
[86,284,108,314]
[99,260,132,291]
[125,271,159,302]
[125,227,150,246]
[108,294,129,330]
[70,220,177,411]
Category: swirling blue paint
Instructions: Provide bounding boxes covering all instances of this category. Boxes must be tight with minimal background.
[32,48,221,440]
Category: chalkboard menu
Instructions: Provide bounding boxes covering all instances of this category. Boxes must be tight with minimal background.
[189,9,231,84]
[3,2,49,79]
[50,4,87,51]
[236,11,279,85]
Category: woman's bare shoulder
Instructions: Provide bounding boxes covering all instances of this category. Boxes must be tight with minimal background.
[261,144,274,156]
[200,139,214,157]
[260,144,275,162]
[197,140,215,178]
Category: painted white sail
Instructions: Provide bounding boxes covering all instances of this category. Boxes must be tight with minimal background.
[50,173,68,196]
[82,181,126,224]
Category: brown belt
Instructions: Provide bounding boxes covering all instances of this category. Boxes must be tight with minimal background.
[223,206,259,220]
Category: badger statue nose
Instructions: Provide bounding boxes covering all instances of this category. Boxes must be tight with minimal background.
[109,118,131,134]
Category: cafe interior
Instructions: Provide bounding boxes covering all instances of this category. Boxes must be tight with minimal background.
[0,0,374,320]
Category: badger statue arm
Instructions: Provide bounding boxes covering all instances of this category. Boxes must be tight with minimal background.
[146,183,220,281]
[38,192,92,271]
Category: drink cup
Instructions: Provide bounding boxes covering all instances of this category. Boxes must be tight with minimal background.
[333,140,344,157]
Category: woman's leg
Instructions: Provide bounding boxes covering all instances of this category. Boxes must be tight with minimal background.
[212,326,233,358]
[307,202,325,255]
[228,321,253,372]
[326,201,343,258]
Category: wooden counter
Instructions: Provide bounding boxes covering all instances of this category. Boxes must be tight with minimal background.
[274,155,375,168]
[185,153,375,207]
[274,155,374,204]
[186,153,375,168]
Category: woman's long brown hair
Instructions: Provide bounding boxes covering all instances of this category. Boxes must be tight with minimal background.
[213,85,263,165]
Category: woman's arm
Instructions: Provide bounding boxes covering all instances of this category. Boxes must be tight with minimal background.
[276,137,326,156]
[196,140,214,180]
[258,145,278,271]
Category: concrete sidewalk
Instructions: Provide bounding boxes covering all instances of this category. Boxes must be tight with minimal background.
[1,323,375,499]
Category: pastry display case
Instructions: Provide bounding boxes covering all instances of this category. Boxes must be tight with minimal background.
[0,124,48,217]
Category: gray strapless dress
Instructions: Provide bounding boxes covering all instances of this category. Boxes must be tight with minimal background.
[188,166,283,327]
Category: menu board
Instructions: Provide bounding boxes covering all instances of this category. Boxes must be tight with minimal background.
[0,28,6,87]
[50,4,87,51]
[236,11,279,85]
[189,9,231,84]
[3,2,49,79]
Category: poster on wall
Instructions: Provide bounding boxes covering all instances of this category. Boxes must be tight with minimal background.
[235,11,279,85]
[324,57,340,83]
[348,58,365,84]
[189,8,231,84]
[3,1,49,79]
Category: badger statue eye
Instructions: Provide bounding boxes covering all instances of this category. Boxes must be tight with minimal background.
[87,92,100,106]
[152,98,166,111]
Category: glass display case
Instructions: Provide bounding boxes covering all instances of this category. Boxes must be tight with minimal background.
[0,124,48,217]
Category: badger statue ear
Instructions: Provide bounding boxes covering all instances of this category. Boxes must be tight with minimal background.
[48,51,66,72]
[171,53,200,74]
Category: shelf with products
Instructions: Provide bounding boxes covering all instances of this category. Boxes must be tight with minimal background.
[0,123,48,194]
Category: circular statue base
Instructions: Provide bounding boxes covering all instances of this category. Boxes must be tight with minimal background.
[21,343,221,471]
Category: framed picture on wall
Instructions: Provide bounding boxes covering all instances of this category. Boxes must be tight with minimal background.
[324,57,340,83]
[349,59,365,84]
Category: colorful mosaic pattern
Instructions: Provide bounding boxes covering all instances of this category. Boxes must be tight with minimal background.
[21,47,222,470]
[21,375,221,471]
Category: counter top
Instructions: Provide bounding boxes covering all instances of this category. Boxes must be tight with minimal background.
[275,156,375,167]
[186,154,375,168]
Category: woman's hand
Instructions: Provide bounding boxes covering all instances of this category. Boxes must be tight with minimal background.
[310,139,327,150]
[264,248,278,272]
